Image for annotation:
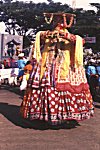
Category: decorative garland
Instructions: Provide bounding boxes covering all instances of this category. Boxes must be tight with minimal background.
[44,13,53,24]
[43,13,75,28]
[63,14,74,28]
[66,16,74,28]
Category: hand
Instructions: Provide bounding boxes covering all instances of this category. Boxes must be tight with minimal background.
[40,31,49,38]
[59,30,66,38]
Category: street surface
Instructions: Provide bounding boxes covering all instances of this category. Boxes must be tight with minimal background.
[0,85,100,150]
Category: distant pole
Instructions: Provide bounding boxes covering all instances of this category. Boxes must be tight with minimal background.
[72,0,76,24]
[72,0,76,10]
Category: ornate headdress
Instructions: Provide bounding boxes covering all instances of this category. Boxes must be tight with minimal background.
[43,12,76,28]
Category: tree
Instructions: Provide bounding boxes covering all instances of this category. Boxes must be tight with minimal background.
[47,0,54,3]
[0,0,99,51]
[90,3,100,11]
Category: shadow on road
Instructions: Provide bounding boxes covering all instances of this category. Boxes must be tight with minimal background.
[94,104,100,109]
[0,84,24,98]
[0,102,80,130]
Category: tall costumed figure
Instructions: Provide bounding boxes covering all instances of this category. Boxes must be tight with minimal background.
[20,12,94,125]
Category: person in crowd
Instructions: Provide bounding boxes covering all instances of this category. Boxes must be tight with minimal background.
[3,59,7,69]
[17,53,27,79]
[24,61,33,80]
[86,59,97,83]
[20,13,94,125]
[96,58,100,83]
[20,61,33,91]
[8,68,18,86]
[0,61,3,85]
[86,59,98,98]
[4,59,10,69]
[7,41,15,57]
[7,57,17,68]
[0,61,2,69]
[22,49,29,57]
[96,59,100,95]
[16,46,21,56]
[23,56,28,64]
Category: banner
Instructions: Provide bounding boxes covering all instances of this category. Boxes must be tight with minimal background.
[0,68,19,79]
[0,34,23,60]
[84,37,96,43]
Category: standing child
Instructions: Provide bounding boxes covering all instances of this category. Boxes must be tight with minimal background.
[20,61,32,91]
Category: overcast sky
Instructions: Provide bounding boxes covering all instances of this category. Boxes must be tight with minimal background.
[18,0,100,11]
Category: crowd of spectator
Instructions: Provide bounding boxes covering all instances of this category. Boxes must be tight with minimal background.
[84,49,100,98]
[0,48,100,98]
[0,57,18,69]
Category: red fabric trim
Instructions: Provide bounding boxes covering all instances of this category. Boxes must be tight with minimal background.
[56,82,89,93]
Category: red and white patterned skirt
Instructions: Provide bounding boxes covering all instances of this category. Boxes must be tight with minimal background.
[20,64,94,124]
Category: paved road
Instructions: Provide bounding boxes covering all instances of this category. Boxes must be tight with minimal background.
[0,85,100,150]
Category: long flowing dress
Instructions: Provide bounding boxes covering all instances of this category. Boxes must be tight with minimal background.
[20,28,94,124]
